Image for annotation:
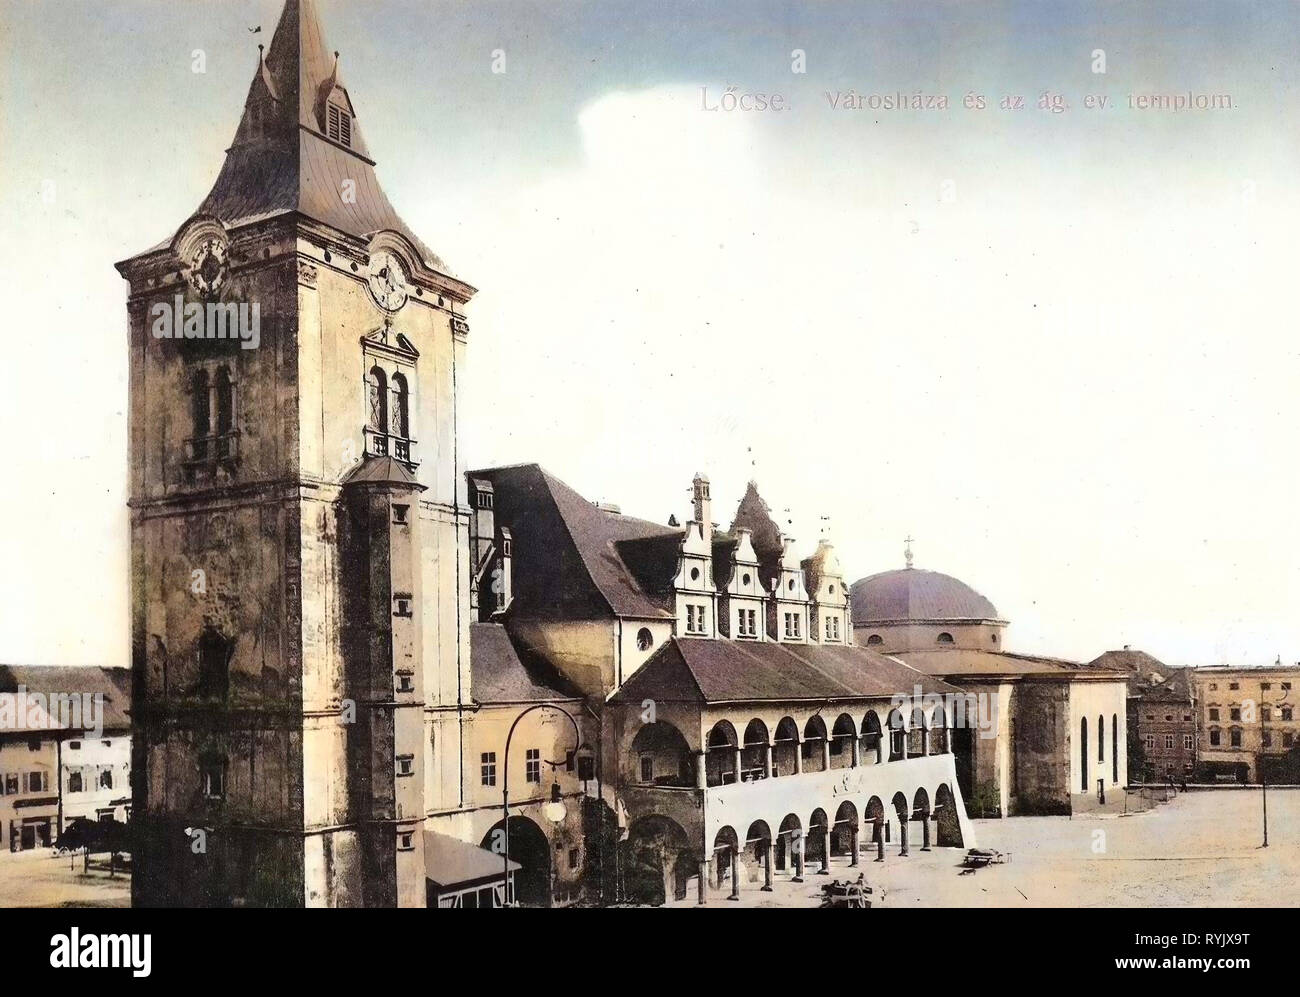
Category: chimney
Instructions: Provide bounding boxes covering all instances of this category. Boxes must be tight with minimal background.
[494,527,513,616]
[692,473,712,541]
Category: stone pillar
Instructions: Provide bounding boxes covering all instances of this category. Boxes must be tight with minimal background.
[875,822,885,862]
[821,737,831,772]
[697,858,708,905]
[728,848,740,901]
[762,841,774,891]
[792,835,804,882]
[794,741,804,775]
[819,829,830,874]
[734,746,743,783]
[922,727,930,756]
[849,823,860,867]
[695,751,708,790]
[900,820,909,857]
[921,816,932,851]
[851,736,861,767]
[764,743,774,779]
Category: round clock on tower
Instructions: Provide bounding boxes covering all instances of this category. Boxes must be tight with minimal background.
[367,250,409,312]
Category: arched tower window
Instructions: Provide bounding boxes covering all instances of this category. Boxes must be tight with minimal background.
[190,370,211,455]
[936,632,954,644]
[367,366,388,433]
[866,634,883,646]
[1080,717,1089,791]
[214,367,234,455]
[390,372,409,439]
[197,627,232,700]
[1098,714,1105,763]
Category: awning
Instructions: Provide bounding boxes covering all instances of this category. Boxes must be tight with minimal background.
[424,831,520,889]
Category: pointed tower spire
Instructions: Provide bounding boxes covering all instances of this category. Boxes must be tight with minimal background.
[190,0,460,280]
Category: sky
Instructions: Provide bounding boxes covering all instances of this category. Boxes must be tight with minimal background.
[0,0,1297,669]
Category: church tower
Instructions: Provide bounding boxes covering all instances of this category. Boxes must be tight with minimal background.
[117,0,475,906]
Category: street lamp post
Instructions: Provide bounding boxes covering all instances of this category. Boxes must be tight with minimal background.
[501,703,583,905]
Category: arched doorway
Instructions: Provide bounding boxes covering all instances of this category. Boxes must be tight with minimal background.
[742,719,769,780]
[832,800,859,859]
[744,820,772,886]
[629,721,693,787]
[865,795,886,844]
[706,720,739,786]
[831,713,857,769]
[909,706,927,757]
[887,708,906,760]
[712,826,740,891]
[802,716,828,772]
[862,710,883,765]
[808,808,830,871]
[934,783,963,847]
[775,813,803,873]
[481,815,549,907]
[622,815,692,905]
[912,787,931,847]
[773,717,799,777]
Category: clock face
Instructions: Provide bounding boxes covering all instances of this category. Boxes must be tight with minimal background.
[367,251,409,312]
[188,238,229,299]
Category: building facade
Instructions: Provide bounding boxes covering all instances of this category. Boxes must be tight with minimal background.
[120,0,477,906]
[0,666,132,850]
[1090,647,1197,783]
[1192,664,1300,783]
[472,465,974,904]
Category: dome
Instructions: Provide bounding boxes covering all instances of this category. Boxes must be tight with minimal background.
[850,568,1002,625]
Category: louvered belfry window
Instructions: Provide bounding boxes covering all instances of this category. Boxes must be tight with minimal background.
[327,102,351,147]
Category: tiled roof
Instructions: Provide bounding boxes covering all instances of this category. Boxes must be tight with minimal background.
[341,455,421,488]
[610,638,961,705]
[0,666,131,731]
[471,624,582,705]
[896,647,1124,681]
[851,568,1003,624]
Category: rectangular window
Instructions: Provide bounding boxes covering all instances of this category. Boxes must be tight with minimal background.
[1184,734,1193,750]
[1283,707,1294,721]
[640,754,654,783]
[577,755,594,781]
[1209,730,1221,746]
[1285,733,1295,748]
[395,755,414,778]
[398,832,415,852]
[1208,708,1219,721]
[1145,734,1154,751]
[1262,682,1272,691]
[1230,729,1242,747]
[1230,707,1241,722]
[1262,707,1271,722]
[4,774,17,795]
[481,752,497,787]
[24,771,48,794]
[1164,734,1174,749]
[1262,731,1273,748]
[1283,683,1292,691]
[569,848,580,870]
[1228,682,1239,690]
[525,749,541,784]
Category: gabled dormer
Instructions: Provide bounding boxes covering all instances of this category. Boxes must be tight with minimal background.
[768,536,810,643]
[803,539,849,644]
[713,527,766,641]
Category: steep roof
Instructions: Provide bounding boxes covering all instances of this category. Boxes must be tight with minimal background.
[470,623,583,704]
[341,454,422,488]
[896,647,1125,682]
[185,0,451,273]
[0,666,132,731]
[610,638,961,705]
[851,568,1004,624]
[472,463,681,620]
[425,831,519,889]
[729,482,784,576]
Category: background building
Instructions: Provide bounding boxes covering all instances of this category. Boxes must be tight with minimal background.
[0,666,131,850]
[1192,664,1300,783]
[852,558,1129,816]
[1090,647,1197,783]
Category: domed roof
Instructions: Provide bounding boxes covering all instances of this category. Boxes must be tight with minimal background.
[850,568,1002,625]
